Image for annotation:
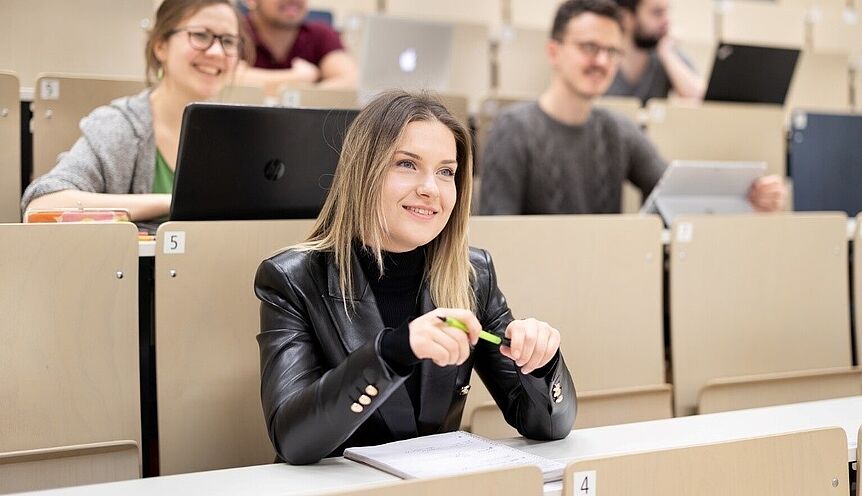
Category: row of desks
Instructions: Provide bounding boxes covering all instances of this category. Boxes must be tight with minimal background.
[25,396,862,496]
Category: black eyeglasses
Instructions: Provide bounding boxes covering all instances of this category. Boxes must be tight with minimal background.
[568,41,624,61]
[170,27,241,56]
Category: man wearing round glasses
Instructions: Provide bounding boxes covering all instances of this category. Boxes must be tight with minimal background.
[479,0,786,216]
[236,0,357,93]
[605,0,704,102]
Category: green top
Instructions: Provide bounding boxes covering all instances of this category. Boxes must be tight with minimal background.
[152,149,174,194]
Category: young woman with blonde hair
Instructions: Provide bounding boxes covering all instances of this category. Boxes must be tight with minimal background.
[255,90,576,465]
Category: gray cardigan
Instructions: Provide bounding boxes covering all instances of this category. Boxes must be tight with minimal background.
[21,89,156,212]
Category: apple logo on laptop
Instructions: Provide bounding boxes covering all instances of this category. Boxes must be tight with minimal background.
[399,48,417,73]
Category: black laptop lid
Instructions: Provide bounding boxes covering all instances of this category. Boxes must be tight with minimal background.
[789,112,862,216]
[171,103,358,221]
[705,43,800,105]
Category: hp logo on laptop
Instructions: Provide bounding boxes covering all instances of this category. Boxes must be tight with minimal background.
[264,159,286,181]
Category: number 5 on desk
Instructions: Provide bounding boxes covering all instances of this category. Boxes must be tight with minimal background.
[573,470,596,495]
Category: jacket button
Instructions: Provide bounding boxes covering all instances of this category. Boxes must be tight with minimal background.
[359,394,371,406]
[350,402,363,413]
[365,385,378,397]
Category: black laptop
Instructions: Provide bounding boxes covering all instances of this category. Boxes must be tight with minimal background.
[789,112,862,216]
[170,103,359,221]
[704,43,800,105]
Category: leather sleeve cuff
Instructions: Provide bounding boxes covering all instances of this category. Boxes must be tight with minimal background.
[529,350,561,378]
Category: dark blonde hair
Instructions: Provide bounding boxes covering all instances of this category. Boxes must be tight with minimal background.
[295,90,476,312]
[145,0,254,85]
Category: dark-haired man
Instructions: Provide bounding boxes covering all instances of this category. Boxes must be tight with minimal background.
[236,0,357,92]
[605,0,704,102]
[479,0,785,215]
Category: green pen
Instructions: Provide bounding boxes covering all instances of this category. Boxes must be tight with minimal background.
[437,316,511,347]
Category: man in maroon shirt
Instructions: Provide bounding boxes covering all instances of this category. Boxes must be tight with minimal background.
[237,0,358,93]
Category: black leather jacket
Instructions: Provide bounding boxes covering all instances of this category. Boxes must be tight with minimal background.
[254,246,577,465]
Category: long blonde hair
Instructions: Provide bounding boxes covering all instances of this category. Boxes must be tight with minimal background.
[294,90,475,312]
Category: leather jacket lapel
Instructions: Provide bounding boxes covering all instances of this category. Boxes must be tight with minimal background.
[322,251,419,438]
[322,252,380,354]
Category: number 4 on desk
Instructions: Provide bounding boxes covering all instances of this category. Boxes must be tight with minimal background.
[573,470,596,495]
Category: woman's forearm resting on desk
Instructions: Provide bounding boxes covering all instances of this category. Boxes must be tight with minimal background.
[26,190,171,221]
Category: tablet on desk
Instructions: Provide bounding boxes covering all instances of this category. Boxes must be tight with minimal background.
[640,161,766,225]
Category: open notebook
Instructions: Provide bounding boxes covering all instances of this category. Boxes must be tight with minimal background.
[343,431,565,483]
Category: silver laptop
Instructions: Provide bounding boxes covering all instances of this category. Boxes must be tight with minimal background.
[357,15,453,102]
[640,161,766,225]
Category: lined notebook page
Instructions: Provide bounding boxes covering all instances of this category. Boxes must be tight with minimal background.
[343,431,565,482]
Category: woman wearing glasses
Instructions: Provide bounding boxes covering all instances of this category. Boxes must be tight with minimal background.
[21,0,251,221]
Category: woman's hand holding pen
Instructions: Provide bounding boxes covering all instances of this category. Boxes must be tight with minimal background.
[501,319,561,375]
[409,309,480,367]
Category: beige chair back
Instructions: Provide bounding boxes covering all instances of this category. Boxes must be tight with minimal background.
[321,465,543,496]
[31,74,146,180]
[810,6,862,55]
[718,1,807,48]
[0,441,139,494]
[496,27,551,97]
[281,86,360,108]
[646,99,786,176]
[563,428,848,495]
[215,85,267,105]
[464,216,669,435]
[669,214,852,416]
[437,92,470,129]
[670,0,717,43]
[155,220,315,475]
[386,0,502,32]
[509,0,560,29]
[785,51,852,116]
[0,72,20,222]
[699,367,862,414]
[856,67,862,111]
[0,1,151,88]
[0,223,141,492]
[448,22,491,111]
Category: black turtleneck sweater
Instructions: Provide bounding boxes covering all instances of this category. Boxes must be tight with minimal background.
[355,244,424,414]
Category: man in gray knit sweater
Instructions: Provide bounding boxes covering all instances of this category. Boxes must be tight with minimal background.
[479,0,786,215]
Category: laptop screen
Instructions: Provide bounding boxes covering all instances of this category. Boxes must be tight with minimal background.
[790,112,862,216]
[705,43,800,105]
[170,103,358,221]
[358,15,454,101]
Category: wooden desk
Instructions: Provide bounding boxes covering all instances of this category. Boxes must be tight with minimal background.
[23,396,862,496]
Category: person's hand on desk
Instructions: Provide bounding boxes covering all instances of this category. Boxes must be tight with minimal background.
[289,57,321,84]
[500,318,561,375]
[409,308,480,367]
[266,58,321,94]
[749,175,787,212]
